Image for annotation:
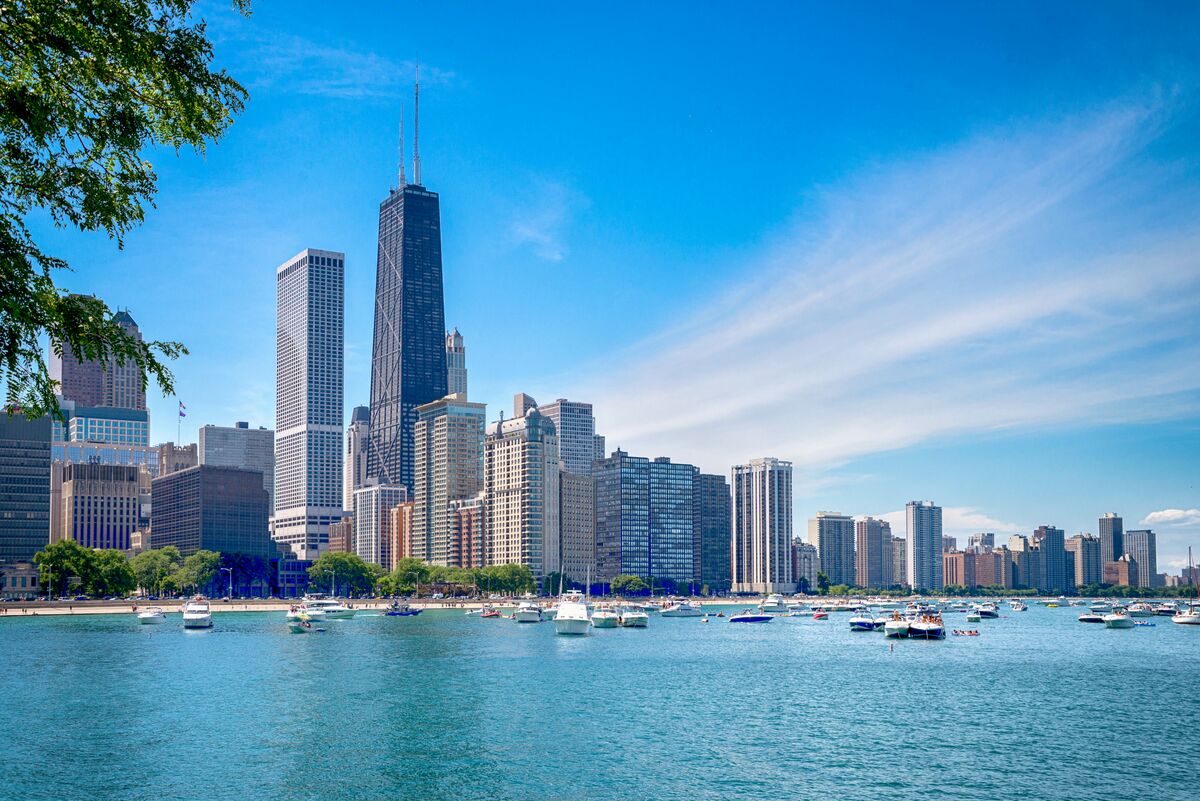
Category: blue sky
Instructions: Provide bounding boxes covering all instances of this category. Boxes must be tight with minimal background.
[28,2,1200,566]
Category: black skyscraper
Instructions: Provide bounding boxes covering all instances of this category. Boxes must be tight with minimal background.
[368,77,447,491]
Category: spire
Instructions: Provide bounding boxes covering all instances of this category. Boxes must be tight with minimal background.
[412,63,421,186]
[397,105,407,188]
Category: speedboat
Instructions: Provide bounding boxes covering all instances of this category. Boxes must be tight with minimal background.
[1127,602,1154,618]
[730,610,773,623]
[1154,602,1179,617]
[513,600,543,623]
[1172,605,1200,625]
[480,605,502,619]
[758,594,789,614]
[812,610,829,620]
[137,606,166,625]
[618,606,649,627]
[661,600,704,617]
[975,603,999,619]
[1089,601,1113,613]
[301,594,356,619]
[182,597,212,629]
[966,612,982,623]
[1078,613,1105,623]
[1010,601,1028,612]
[591,605,620,628]
[385,600,422,617]
[883,615,910,638]
[554,591,592,635]
[849,614,881,632]
[1103,612,1135,629]
[288,612,324,633]
[909,616,946,639]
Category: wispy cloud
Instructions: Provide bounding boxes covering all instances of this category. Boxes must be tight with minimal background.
[877,507,1026,541]
[507,179,588,262]
[577,98,1200,477]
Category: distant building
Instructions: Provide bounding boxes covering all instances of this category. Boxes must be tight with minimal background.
[1103,555,1136,587]
[1065,534,1101,587]
[967,532,995,552]
[156,442,197,476]
[1033,525,1067,594]
[200,421,274,512]
[412,394,485,565]
[943,550,976,588]
[906,501,943,590]
[0,562,40,599]
[809,512,855,586]
[0,413,51,563]
[792,540,819,594]
[731,457,794,594]
[537,399,601,477]
[327,517,354,553]
[942,535,958,553]
[1124,530,1158,588]
[447,495,482,570]
[150,465,273,557]
[445,328,467,398]
[483,409,560,577]
[892,537,907,588]
[353,484,407,568]
[50,398,149,447]
[1099,513,1123,567]
[59,463,139,550]
[343,406,370,513]
[855,517,892,588]
[974,547,1011,588]
[49,306,146,410]
[389,501,415,568]
[559,472,595,584]
[695,473,732,593]
[512,393,538,419]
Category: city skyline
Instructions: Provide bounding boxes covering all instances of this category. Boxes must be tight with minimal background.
[19,3,1200,566]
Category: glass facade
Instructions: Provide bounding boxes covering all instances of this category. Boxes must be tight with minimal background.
[368,184,447,492]
[151,465,273,557]
[696,473,731,591]
[0,415,51,562]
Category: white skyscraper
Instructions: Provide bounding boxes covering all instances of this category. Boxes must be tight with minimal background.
[906,500,943,590]
[445,328,467,398]
[199,421,275,512]
[482,408,560,577]
[274,248,345,559]
[731,457,794,594]
[353,483,407,568]
[537,398,601,477]
[343,406,370,512]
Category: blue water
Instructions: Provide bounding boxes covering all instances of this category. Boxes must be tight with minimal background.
[1,606,1197,800]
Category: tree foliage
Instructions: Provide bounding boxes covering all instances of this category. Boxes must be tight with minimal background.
[0,0,247,416]
[610,574,649,596]
[173,548,220,593]
[307,551,379,596]
[33,541,134,596]
[541,571,572,595]
[91,548,136,596]
[130,545,181,594]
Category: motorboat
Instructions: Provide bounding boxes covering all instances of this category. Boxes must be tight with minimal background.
[661,600,704,617]
[618,606,649,627]
[848,614,882,632]
[1010,601,1028,612]
[480,605,502,619]
[554,590,592,635]
[883,615,909,638]
[1089,601,1113,613]
[385,600,422,617]
[1103,612,1135,629]
[975,603,999,619]
[136,606,166,625]
[287,605,326,622]
[301,594,356,619]
[1127,602,1155,618]
[182,597,212,629]
[729,610,773,623]
[590,605,620,628]
[1154,602,1180,616]
[908,616,946,639]
[966,612,982,623]
[513,600,543,623]
[1171,605,1200,625]
[1077,613,1105,623]
[288,612,324,633]
[758,594,789,614]
[812,610,829,620]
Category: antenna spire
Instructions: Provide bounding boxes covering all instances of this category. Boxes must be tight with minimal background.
[397,105,407,188]
[412,63,421,186]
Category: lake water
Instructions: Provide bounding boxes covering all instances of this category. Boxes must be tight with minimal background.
[1,604,1197,800]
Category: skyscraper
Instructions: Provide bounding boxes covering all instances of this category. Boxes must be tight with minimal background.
[445,328,467,398]
[695,473,732,593]
[199,421,274,512]
[537,399,602,477]
[1065,534,1102,587]
[967,532,995,552]
[353,483,407,568]
[855,517,892,588]
[559,471,595,583]
[411,394,486,565]
[59,463,139,550]
[1033,525,1067,593]
[809,512,855,586]
[49,305,146,411]
[343,406,370,513]
[151,465,273,558]
[482,409,560,576]
[0,414,51,563]
[274,248,345,558]
[905,500,943,590]
[594,449,649,582]
[648,457,698,586]
[1099,513,1123,566]
[368,80,447,492]
[1124,529,1158,588]
[731,457,794,594]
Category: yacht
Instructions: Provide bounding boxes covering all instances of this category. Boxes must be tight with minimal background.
[729,610,773,623]
[1154,602,1180,617]
[136,606,166,625]
[1171,604,1200,625]
[1127,602,1155,618]
[287,605,326,622]
[182,597,212,629]
[661,600,704,617]
[301,595,356,619]
[590,604,620,628]
[908,615,946,639]
[758,594,789,614]
[1077,613,1105,623]
[1089,601,1114,613]
[553,590,592,635]
[883,613,910,638]
[975,603,1000,619]
[618,606,649,627]
[849,614,882,632]
[1010,601,1028,612]
[1103,612,1135,629]
[966,612,982,623]
[513,600,544,623]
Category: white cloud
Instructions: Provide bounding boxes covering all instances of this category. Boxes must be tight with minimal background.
[1142,508,1200,527]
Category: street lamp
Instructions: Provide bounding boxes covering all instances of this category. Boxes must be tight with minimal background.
[219,567,233,600]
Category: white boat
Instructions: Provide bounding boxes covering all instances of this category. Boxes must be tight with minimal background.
[1010,601,1028,612]
[908,616,946,639]
[1127,602,1155,618]
[975,603,999,619]
[182,597,212,629]
[1103,612,1135,629]
[758,594,789,613]
[966,612,982,623]
[137,606,166,625]
[729,610,773,623]
[848,614,881,632]
[1077,613,1105,623]
[618,606,649,627]
[1089,601,1113,613]
[883,618,909,638]
[513,600,544,623]
[1172,608,1200,625]
[554,590,591,635]
[301,594,356,619]
[1154,602,1180,617]
[590,605,620,629]
[661,600,704,617]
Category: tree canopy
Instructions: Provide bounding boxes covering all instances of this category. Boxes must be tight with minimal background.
[33,541,134,596]
[610,574,649,596]
[130,545,182,594]
[1,0,247,416]
[307,551,381,596]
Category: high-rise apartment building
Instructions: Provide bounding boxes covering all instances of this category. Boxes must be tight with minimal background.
[792,540,819,593]
[445,328,467,398]
[151,466,273,557]
[1124,529,1158,588]
[353,483,407,568]
[537,399,601,477]
[59,463,139,550]
[809,512,855,586]
[1103,554,1137,587]
[0,414,51,563]
[731,457,793,594]
[559,471,595,583]
[389,501,415,568]
[49,307,147,411]
[482,409,560,577]
[274,248,345,558]
[855,517,892,588]
[967,532,995,552]
[906,501,943,591]
[974,547,1011,588]
[367,114,447,492]
[1099,513,1123,566]
[200,421,274,512]
[1033,525,1067,593]
[411,395,486,565]
[343,406,370,513]
[892,537,907,587]
[447,495,482,569]
[695,473,732,593]
[942,550,976,588]
[1065,534,1102,587]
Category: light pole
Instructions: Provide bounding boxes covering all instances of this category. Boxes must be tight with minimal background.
[220,567,233,600]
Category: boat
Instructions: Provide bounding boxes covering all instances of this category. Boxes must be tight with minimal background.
[480,605,502,619]
[1103,612,1135,629]
[287,605,326,622]
[883,614,909,638]
[1077,613,1105,623]
[1171,606,1200,625]
[300,594,356,619]
[182,596,212,629]
[136,606,166,625]
[512,600,543,623]
[966,612,981,623]
[1154,602,1180,616]
[908,615,946,639]
[975,603,999,619]
[554,590,592,635]
[758,594,789,614]
[1010,601,1028,612]
[848,614,881,632]
[1089,601,1113,613]
[591,604,620,628]
[1127,602,1154,618]
[288,613,324,633]
[812,610,829,620]
[729,610,773,623]
[660,600,704,617]
[384,600,422,617]
[618,606,649,627]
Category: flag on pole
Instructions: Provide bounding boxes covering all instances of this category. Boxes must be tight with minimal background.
[178,401,187,418]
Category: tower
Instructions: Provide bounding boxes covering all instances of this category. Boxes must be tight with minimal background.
[445,328,467,398]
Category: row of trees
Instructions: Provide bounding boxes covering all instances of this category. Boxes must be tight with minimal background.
[304,554,541,597]
[34,543,256,598]
[33,541,136,597]
[129,547,223,596]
